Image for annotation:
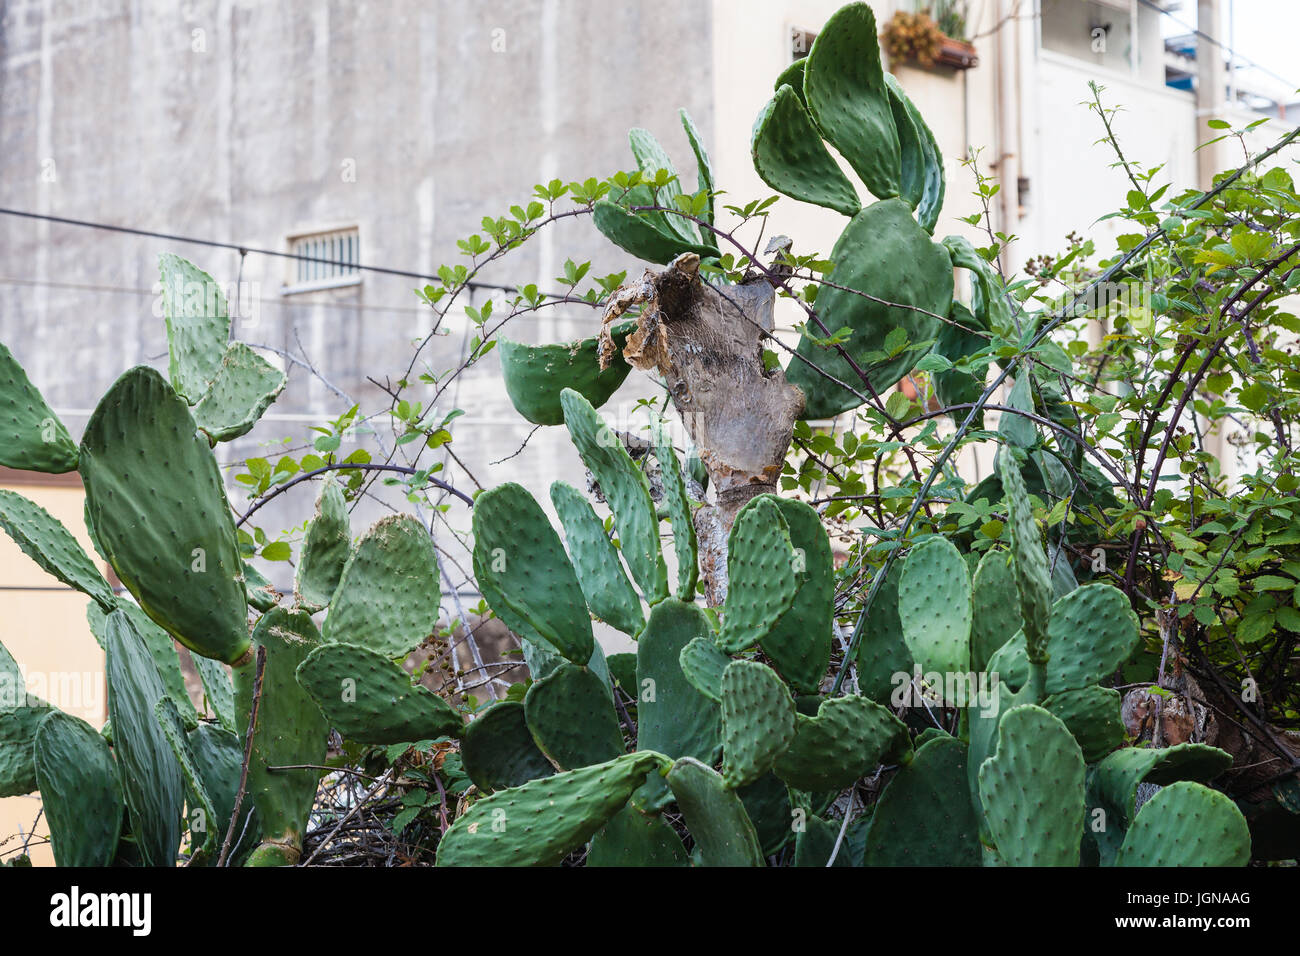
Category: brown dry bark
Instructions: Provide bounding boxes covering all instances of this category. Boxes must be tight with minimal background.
[598,253,804,604]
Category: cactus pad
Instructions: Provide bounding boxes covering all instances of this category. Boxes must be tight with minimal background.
[1042,685,1124,762]
[158,253,231,403]
[1115,781,1251,867]
[652,418,699,601]
[323,514,441,660]
[773,694,909,792]
[759,497,833,693]
[977,704,1085,866]
[473,482,594,664]
[0,489,115,610]
[523,662,624,770]
[560,389,669,603]
[296,641,462,745]
[720,660,796,789]
[635,599,722,765]
[785,199,953,420]
[104,609,183,866]
[80,365,250,664]
[236,608,330,866]
[499,321,635,426]
[862,735,980,866]
[752,84,861,216]
[666,756,764,866]
[899,535,972,678]
[294,479,350,610]
[678,635,733,703]
[192,342,286,442]
[0,341,79,473]
[855,562,914,702]
[460,701,555,793]
[588,805,689,867]
[550,480,644,636]
[971,548,1021,672]
[803,2,900,201]
[33,710,124,867]
[436,751,664,866]
[718,495,800,653]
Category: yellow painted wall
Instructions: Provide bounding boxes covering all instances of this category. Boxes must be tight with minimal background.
[0,476,106,866]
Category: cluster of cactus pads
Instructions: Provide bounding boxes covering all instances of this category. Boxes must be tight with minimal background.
[0,256,466,866]
[436,390,1250,865]
[0,0,1253,867]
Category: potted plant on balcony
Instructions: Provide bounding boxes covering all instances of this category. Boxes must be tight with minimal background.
[882,1,978,70]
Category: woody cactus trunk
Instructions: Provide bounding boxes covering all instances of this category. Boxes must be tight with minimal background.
[598,255,804,604]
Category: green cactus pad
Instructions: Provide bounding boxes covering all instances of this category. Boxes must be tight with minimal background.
[193,653,235,732]
[158,253,231,403]
[885,74,945,232]
[0,490,114,610]
[721,660,796,790]
[862,735,981,865]
[759,497,833,693]
[606,652,638,698]
[153,697,219,862]
[473,482,595,663]
[944,234,1012,334]
[79,365,250,664]
[297,642,463,745]
[0,341,79,473]
[678,635,732,703]
[242,560,280,612]
[89,600,199,732]
[591,200,716,265]
[999,448,1052,670]
[899,535,972,678]
[1115,781,1251,867]
[628,127,701,246]
[436,751,664,866]
[666,756,764,866]
[460,701,555,793]
[978,704,1085,866]
[0,640,21,710]
[718,495,800,653]
[1042,685,1125,763]
[236,608,330,866]
[752,84,861,217]
[523,662,624,770]
[803,2,900,201]
[33,710,124,867]
[187,723,258,865]
[738,772,795,855]
[774,695,909,792]
[550,481,644,635]
[679,108,718,250]
[933,302,987,427]
[1091,742,1233,831]
[294,479,350,610]
[0,701,51,796]
[104,609,183,866]
[855,562,914,702]
[971,548,1021,672]
[636,599,722,765]
[499,321,635,428]
[192,342,286,442]
[588,805,689,867]
[785,199,954,420]
[883,74,924,211]
[560,389,669,603]
[988,583,1140,695]
[323,514,441,660]
[653,419,699,601]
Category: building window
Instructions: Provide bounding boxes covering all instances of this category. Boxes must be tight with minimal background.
[791,26,817,60]
[1040,0,1139,74]
[284,227,361,293]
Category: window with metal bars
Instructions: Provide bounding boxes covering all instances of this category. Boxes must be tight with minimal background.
[284,227,361,291]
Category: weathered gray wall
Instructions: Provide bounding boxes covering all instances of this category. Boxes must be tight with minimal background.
[0,0,715,590]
